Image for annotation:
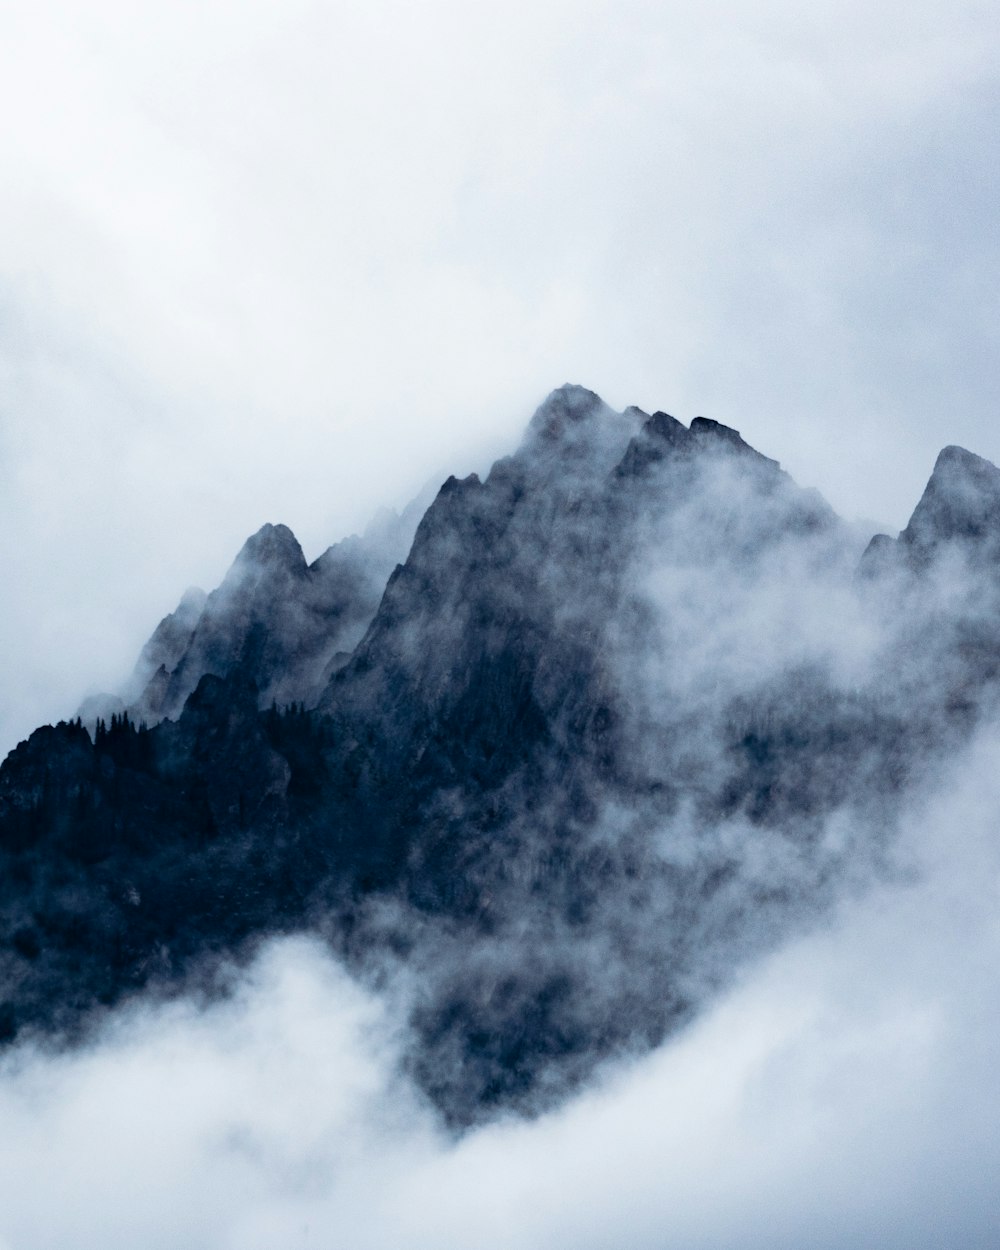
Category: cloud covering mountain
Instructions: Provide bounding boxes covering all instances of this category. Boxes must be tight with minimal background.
[3,385,1000,1172]
[2,2,998,1241]
[1,724,998,1249]
[2,0,999,769]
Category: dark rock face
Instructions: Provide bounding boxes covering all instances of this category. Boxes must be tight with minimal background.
[3,384,1000,1127]
[98,496,429,728]
[901,445,1000,564]
[862,444,1000,576]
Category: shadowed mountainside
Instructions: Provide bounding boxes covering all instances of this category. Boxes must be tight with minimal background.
[80,493,430,730]
[4,384,1000,1125]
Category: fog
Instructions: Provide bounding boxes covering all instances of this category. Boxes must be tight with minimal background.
[2,4,999,1240]
[2,0,1000,756]
[2,386,997,1243]
[0,721,996,1249]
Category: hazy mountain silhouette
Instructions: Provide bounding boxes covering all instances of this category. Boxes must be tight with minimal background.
[3,385,999,1125]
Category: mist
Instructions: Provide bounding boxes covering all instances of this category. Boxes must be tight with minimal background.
[3,0,1000,757]
[2,2,999,1239]
[0,718,997,1249]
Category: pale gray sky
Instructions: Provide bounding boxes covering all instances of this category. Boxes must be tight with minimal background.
[2,0,999,754]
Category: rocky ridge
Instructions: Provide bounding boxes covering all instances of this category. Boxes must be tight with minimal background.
[3,384,1000,1125]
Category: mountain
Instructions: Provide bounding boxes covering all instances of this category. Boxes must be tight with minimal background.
[863,443,1000,573]
[80,494,430,730]
[2,384,999,1125]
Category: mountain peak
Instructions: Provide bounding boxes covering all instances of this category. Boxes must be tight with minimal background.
[613,410,689,479]
[935,443,990,470]
[524,384,610,443]
[901,444,1000,556]
[517,385,648,490]
[689,417,780,468]
[233,523,307,574]
[11,382,1000,1142]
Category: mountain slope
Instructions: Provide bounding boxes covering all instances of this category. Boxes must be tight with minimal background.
[83,493,429,730]
[3,385,1000,1124]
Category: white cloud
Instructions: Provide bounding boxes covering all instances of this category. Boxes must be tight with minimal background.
[1,8,998,1238]
[1,0,998,751]
[0,728,998,1248]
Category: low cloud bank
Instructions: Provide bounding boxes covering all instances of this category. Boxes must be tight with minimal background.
[1,727,998,1248]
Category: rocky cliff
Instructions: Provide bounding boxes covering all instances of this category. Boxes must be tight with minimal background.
[3,385,999,1125]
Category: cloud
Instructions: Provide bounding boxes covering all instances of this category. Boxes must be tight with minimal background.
[1,0,999,754]
[1,8,997,1237]
[0,722,998,1248]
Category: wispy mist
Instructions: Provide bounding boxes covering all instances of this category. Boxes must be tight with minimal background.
[2,0,999,755]
[0,721,997,1249]
[4,388,997,1135]
[2,0,999,1238]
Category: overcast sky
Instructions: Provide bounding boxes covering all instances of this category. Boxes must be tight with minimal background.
[2,0,999,754]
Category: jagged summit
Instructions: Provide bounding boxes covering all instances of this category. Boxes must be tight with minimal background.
[901,444,1000,555]
[646,410,686,439]
[229,522,308,577]
[14,385,1000,1129]
[80,501,427,729]
[614,411,688,478]
[861,443,1000,575]
[501,386,782,493]
[517,385,645,485]
[689,416,781,468]
[614,410,783,483]
[92,391,815,734]
[523,383,609,440]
